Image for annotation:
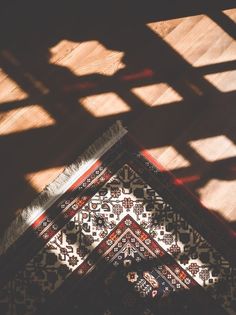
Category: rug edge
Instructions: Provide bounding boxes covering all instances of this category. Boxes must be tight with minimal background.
[0,120,127,255]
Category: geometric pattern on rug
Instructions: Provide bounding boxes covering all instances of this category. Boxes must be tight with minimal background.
[0,139,235,315]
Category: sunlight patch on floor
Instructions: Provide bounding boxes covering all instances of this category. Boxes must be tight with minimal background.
[147,15,235,68]
[49,39,80,64]
[80,92,130,117]
[189,135,236,162]
[197,178,236,222]
[25,166,64,192]
[204,69,236,92]
[49,40,125,76]
[223,8,236,22]
[0,104,55,135]
[0,69,28,103]
[131,83,183,106]
[147,146,190,171]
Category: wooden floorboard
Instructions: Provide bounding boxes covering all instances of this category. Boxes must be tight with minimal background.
[0,2,236,234]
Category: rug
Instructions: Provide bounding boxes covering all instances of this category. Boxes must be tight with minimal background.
[0,121,235,315]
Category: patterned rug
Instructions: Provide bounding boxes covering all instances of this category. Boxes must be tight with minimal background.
[0,122,235,315]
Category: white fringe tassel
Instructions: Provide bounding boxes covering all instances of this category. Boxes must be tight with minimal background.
[0,121,127,255]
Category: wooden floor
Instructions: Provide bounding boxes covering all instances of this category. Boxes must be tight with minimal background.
[0,1,236,235]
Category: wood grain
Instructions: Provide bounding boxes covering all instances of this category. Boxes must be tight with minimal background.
[0,2,235,233]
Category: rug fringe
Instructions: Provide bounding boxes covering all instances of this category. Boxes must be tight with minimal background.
[0,121,127,255]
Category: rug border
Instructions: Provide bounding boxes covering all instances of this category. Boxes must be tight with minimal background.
[0,121,127,255]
